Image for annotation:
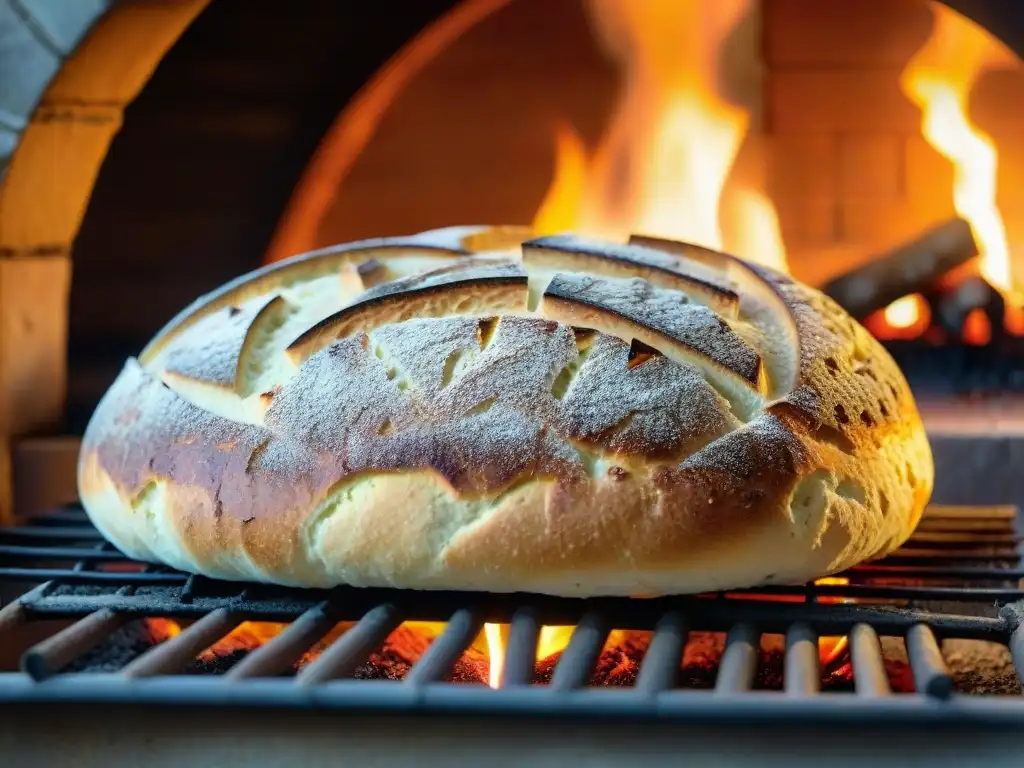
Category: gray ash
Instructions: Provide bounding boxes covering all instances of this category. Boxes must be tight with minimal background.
[62,620,164,673]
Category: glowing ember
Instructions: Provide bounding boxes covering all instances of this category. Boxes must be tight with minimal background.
[144,617,181,642]
[885,295,927,330]
[532,0,786,272]
[869,294,932,341]
[962,308,993,346]
[884,2,1023,333]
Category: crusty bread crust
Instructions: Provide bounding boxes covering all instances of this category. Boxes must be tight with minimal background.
[78,225,933,596]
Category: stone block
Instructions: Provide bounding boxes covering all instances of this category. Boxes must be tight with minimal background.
[0,104,121,249]
[773,195,837,251]
[43,0,207,105]
[763,0,933,67]
[767,70,921,133]
[11,0,109,55]
[764,132,837,200]
[837,134,904,200]
[905,135,955,209]
[0,0,61,122]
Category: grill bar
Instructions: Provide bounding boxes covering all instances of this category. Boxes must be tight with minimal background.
[296,603,403,685]
[715,623,759,693]
[634,611,687,694]
[0,582,49,638]
[1,502,1022,723]
[549,612,608,691]
[12,590,1013,639]
[850,624,891,697]
[783,622,820,696]
[4,568,1021,600]
[905,624,954,699]
[405,609,481,685]
[226,602,338,679]
[1011,624,1024,688]
[121,609,241,678]
[0,527,108,541]
[21,609,130,681]
[0,569,185,584]
[500,608,540,687]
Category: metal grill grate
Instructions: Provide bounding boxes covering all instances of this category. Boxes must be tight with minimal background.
[1,503,1024,725]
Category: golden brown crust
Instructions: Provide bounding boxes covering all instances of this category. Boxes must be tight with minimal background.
[78,226,933,595]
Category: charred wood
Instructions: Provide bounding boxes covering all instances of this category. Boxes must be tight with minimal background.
[823,217,978,320]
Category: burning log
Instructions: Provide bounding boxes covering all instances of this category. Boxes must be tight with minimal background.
[822,217,978,320]
[934,275,1006,344]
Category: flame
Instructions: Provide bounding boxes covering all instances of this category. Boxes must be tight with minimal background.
[484,624,579,688]
[892,2,1023,331]
[532,0,786,272]
[146,605,854,686]
[483,577,853,687]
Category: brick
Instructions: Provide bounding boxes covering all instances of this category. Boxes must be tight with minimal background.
[995,134,1024,213]
[837,199,951,248]
[969,67,1024,132]
[766,70,920,133]
[787,244,867,288]
[772,196,837,251]
[904,135,955,210]
[764,133,837,200]
[837,134,903,200]
[763,0,932,67]
[0,104,121,249]
[43,0,206,105]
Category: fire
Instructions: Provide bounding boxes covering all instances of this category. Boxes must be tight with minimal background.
[886,2,1024,333]
[884,295,926,330]
[484,624,580,688]
[532,0,786,273]
[480,577,853,688]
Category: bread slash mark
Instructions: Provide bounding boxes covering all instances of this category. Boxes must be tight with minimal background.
[285,263,528,365]
[523,234,739,318]
[551,327,596,400]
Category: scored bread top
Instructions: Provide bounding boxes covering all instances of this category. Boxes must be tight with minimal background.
[78,225,933,592]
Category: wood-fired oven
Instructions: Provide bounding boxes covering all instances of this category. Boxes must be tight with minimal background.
[1,1,1023,763]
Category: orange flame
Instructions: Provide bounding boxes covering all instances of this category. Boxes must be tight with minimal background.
[482,576,853,688]
[886,2,1023,332]
[484,624,581,688]
[532,0,786,272]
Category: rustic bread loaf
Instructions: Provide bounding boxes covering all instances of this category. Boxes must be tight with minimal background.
[78,226,933,596]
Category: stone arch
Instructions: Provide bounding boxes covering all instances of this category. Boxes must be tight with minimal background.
[0,0,207,519]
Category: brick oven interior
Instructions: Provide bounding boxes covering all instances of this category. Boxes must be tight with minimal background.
[4,0,1018,519]
[56,0,1024,431]
[1,1,1024,758]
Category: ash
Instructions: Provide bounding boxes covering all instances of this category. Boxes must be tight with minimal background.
[64,620,164,673]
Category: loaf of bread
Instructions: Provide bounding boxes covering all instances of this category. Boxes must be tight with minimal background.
[78,226,933,596]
